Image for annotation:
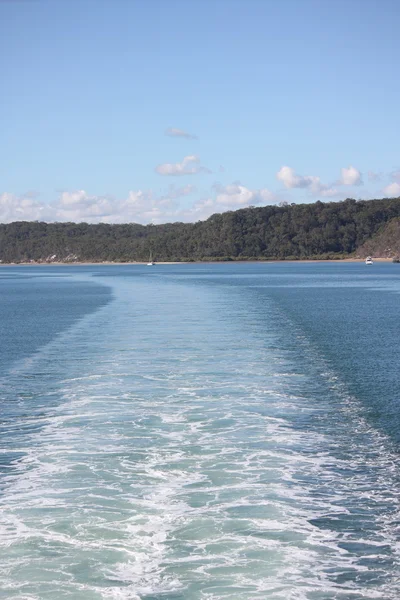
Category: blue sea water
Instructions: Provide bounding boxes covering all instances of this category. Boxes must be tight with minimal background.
[0,262,399,600]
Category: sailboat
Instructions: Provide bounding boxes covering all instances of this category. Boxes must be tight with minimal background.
[147,251,154,266]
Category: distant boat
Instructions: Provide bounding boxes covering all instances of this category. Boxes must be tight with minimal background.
[147,252,154,266]
[365,256,373,265]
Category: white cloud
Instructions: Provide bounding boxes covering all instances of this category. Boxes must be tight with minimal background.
[155,155,211,176]
[165,127,198,140]
[59,182,273,224]
[0,192,51,222]
[179,198,216,222]
[383,182,400,197]
[56,190,115,221]
[276,166,337,197]
[118,190,168,223]
[318,186,339,198]
[0,186,197,225]
[59,190,89,206]
[340,166,362,186]
[305,176,338,197]
[276,166,310,189]
[214,183,276,207]
[178,183,278,222]
[103,185,196,224]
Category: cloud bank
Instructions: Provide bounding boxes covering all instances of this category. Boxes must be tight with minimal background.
[0,192,47,222]
[0,182,278,225]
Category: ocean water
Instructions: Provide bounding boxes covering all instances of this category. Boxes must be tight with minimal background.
[0,262,399,600]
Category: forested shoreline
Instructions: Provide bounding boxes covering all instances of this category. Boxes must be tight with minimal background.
[1,197,400,263]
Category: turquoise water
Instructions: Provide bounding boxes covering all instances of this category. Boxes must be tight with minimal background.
[0,262,399,599]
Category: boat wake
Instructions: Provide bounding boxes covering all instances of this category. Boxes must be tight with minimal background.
[0,275,399,599]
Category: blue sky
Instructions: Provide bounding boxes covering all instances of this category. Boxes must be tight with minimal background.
[1,0,400,223]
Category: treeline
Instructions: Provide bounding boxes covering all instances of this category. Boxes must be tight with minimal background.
[1,197,400,263]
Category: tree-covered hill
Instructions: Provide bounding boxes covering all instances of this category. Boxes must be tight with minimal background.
[1,197,400,263]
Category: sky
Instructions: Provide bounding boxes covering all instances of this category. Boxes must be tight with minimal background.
[1,0,400,224]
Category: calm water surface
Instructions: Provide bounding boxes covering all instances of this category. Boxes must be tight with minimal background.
[0,262,399,599]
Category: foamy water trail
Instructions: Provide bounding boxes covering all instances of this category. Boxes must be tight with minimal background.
[0,273,399,599]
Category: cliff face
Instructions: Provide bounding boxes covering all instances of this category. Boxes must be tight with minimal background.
[356,217,400,258]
